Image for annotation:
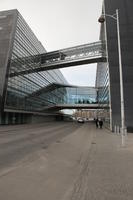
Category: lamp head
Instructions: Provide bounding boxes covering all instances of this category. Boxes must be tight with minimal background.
[98,15,105,23]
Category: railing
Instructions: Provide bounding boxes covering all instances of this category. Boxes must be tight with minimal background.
[40,40,106,65]
[9,41,106,77]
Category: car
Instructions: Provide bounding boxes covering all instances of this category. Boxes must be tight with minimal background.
[77,118,84,123]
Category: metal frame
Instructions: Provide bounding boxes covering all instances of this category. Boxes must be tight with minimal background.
[9,41,107,77]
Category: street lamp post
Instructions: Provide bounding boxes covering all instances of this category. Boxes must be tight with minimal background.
[98,9,126,146]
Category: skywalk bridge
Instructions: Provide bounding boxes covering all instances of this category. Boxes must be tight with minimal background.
[42,103,109,111]
[9,41,106,77]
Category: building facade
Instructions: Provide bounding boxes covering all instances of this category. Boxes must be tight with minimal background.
[96,0,133,132]
[1,1,133,130]
[0,9,98,124]
[0,9,67,124]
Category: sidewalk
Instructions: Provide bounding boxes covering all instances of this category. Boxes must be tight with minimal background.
[69,127,133,200]
[0,123,133,200]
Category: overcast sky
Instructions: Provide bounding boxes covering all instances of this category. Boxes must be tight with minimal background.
[1,0,103,86]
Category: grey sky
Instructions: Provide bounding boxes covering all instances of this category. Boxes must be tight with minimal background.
[1,0,103,86]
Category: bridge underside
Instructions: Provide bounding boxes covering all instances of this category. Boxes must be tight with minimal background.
[10,56,106,77]
[43,104,109,111]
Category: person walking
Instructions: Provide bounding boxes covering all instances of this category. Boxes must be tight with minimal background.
[99,119,103,129]
[95,118,99,128]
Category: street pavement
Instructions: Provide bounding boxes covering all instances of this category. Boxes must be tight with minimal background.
[0,122,81,171]
[0,122,133,200]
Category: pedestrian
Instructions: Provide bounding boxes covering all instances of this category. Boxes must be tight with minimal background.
[99,119,103,129]
[95,118,99,128]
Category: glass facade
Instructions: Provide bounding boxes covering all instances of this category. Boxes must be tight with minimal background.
[0,0,131,130]
[39,86,97,106]
[5,11,67,113]
[2,10,97,115]
[65,87,97,104]
[0,9,99,124]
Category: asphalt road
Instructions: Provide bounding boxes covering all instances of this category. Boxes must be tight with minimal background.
[0,121,81,171]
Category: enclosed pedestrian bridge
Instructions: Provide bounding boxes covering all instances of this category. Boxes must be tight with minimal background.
[21,83,109,113]
[42,104,108,111]
[9,41,106,78]
[7,39,107,115]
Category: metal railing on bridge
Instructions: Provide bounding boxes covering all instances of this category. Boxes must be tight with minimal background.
[42,103,109,111]
[9,41,107,77]
[40,40,106,66]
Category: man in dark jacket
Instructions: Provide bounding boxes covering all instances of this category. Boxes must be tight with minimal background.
[95,118,99,128]
[99,119,103,129]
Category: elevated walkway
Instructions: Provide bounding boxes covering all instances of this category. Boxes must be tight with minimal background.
[9,41,106,77]
[43,103,109,111]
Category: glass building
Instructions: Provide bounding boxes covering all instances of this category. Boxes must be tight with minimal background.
[0,9,98,124]
[43,86,97,106]
[0,9,68,123]
[2,1,133,131]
